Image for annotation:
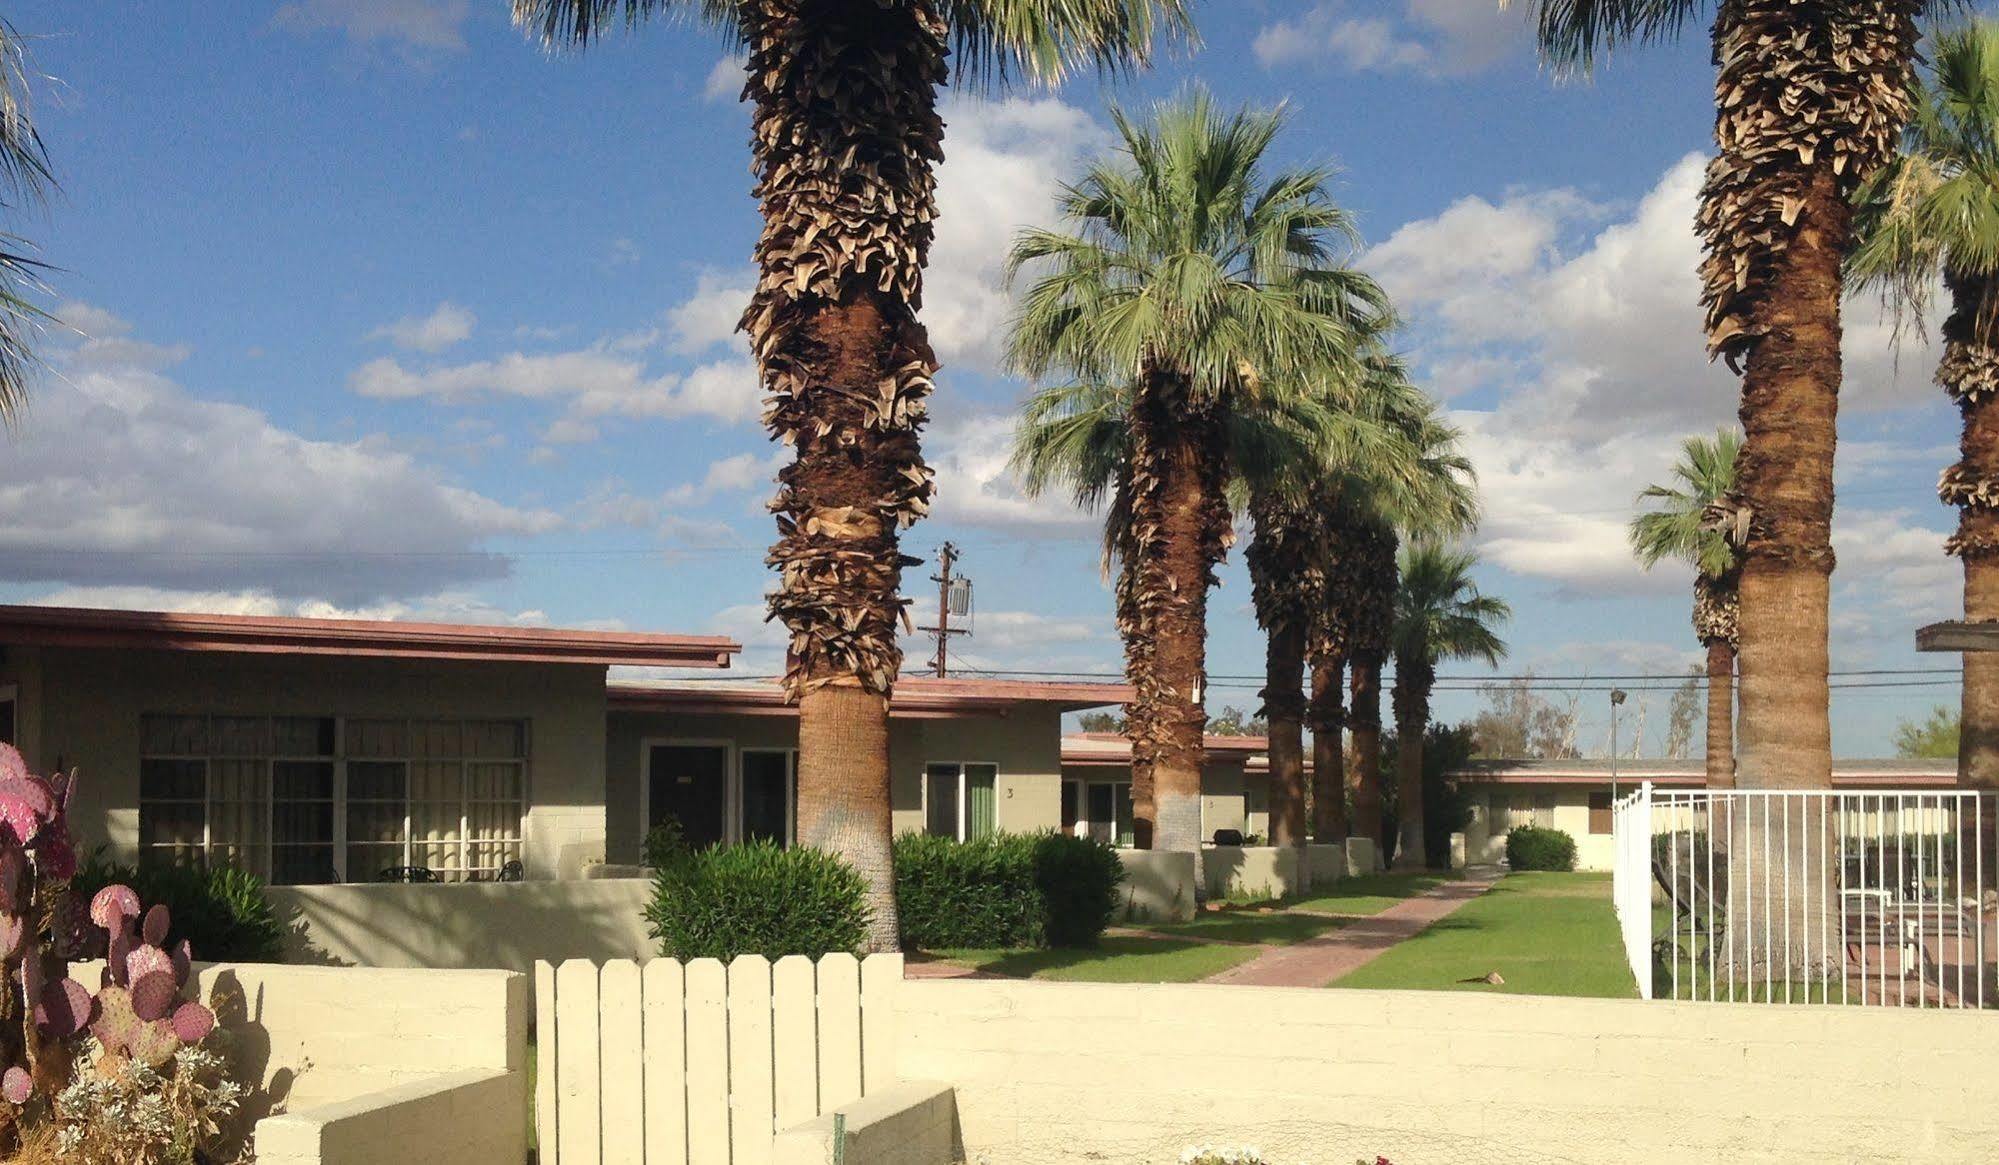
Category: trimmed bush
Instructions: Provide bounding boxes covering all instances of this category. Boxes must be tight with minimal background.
[1506,825,1578,872]
[894,831,1125,950]
[646,840,871,962]
[70,851,289,963]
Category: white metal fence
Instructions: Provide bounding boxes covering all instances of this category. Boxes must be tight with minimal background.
[1612,782,1999,1008]
[533,952,902,1165]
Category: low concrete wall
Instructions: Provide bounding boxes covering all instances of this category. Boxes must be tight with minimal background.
[268,879,654,970]
[898,979,1999,1163]
[772,1080,961,1165]
[1345,836,1379,875]
[1115,850,1196,922]
[1203,846,1301,900]
[1306,843,1347,884]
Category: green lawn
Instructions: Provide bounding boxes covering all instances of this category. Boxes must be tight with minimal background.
[1283,872,1459,916]
[1138,908,1347,946]
[928,935,1259,983]
[1333,872,1637,998]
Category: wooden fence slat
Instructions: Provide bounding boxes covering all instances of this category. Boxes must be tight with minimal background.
[554,959,602,1165]
[641,959,688,1165]
[815,952,862,1108]
[684,958,732,1164]
[859,953,901,1095]
[768,955,818,1127]
[598,961,646,1165]
[535,961,560,1165]
[727,957,775,1165]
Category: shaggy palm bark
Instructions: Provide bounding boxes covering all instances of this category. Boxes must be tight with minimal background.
[1389,656,1432,870]
[1308,627,1350,842]
[746,0,949,952]
[1249,493,1325,849]
[1114,544,1157,847]
[1126,370,1229,859]
[1693,572,1739,787]
[1341,517,1396,862]
[1696,0,1921,979]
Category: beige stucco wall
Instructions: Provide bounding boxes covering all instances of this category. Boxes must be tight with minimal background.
[604,707,1067,863]
[1465,785,1614,870]
[267,878,656,970]
[1113,850,1197,922]
[23,646,610,879]
[897,978,1999,1164]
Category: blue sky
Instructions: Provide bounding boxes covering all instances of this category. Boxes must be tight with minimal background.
[0,1,1972,755]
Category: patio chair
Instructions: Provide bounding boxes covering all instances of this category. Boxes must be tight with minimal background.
[497,859,525,882]
[1212,829,1244,847]
[378,865,440,884]
[1651,850,1726,967]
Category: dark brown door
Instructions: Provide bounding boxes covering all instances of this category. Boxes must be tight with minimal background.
[649,745,727,849]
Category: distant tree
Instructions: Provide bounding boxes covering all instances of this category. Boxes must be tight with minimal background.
[1895,706,1962,760]
[1076,711,1126,733]
[1663,669,1702,760]
[1468,674,1577,759]
[1381,722,1476,869]
[1205,706,1268,737]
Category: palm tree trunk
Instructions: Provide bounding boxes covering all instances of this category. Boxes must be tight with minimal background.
[1704,638,1735,788]
[1940,274,1999,888]
[1264,619,1308,848]
[1308,657,1347,842]
[743,0,948,953]
[1348,655,1384,855]
[1114,550,1157,847]
[1390,662,1430,870]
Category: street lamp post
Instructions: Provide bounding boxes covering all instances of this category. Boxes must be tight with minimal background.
[1609,688,1628,798]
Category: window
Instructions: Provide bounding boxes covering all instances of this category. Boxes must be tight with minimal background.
[1080,780,1134,847]
[1588,791,1613,836]
[0,683,15,746]
[740,749,794,845]
[923,762,996,841]
[138,714,526,885]
[1533,793,1558,830]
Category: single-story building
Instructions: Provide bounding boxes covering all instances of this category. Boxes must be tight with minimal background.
[1058,732,1278,845]
[1452,757,1957,871]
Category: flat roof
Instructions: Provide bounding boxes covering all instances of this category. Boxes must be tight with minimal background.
[1917,621,1999,653]
[1061,732,1276,767]
[0,604,740,668]
[1449,757,1955,788]
[611,676,1133,718]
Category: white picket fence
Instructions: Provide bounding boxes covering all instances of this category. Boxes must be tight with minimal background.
[533,952,903,1165]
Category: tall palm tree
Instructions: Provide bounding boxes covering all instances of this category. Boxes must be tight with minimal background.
[1515,1,1936,800]
[1388,542,1509,869]
[1630,428,1744,787]
[1009,91,1383,858]
[0,18,54,423]
[1849,21,1999,790]
[516,0,1191,950]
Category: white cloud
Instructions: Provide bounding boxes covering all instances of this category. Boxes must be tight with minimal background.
[369,301,476,353]
[1253,1,1527,78]
[351,349,761,426]
[663,449,783,505]
[704,54,747,103]
[272,0,469,57]
[29,585,560,628]
[667,270,753,355]
[0,305,556,604]
[924,412,1102,535]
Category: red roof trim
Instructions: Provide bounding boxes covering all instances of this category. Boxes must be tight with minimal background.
[610,676,1133,717]
[0,604,739,668]
[1459,772,1955,789]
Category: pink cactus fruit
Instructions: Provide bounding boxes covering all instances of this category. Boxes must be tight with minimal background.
[91,985,142,1054]
[0,743,25,784]
[126,942,174,987]
[130,969,178,1022]
[0,792,39,847]
[142,903,171,947]
[35,978,93,1040]
[90,884,142,930]
[171,1000,215,1044]
[0,1066,27,1106]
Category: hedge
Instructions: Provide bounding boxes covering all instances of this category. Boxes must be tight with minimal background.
[895,831,1124,950]
[645,839,870,962]
[68,852,289,963]
[1506,825,1578,872]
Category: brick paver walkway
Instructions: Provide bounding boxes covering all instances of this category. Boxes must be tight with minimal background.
[1202,868,1502,988]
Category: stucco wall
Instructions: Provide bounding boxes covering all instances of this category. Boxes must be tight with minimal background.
[1114,850,1197,922]
[1465,786,1615,870]
[267,878,655,969]
[897,979,1999,1164]
[605,707,1066,863]
[26,646,610,879]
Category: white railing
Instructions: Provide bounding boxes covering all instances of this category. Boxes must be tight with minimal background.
[534,953,902,1165]
[1612,782,1999,1008]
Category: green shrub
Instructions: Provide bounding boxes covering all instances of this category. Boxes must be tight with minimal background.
[70,851,289,963]
[646,840,870,962]
[642,819,689,870]
[1506,825,1577,872]
[894,831,1124,950]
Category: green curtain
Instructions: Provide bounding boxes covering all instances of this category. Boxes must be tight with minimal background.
[1114,784,1134,848]
[966,764,997,839]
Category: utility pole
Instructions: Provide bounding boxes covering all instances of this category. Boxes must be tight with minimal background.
[919,542,972,677]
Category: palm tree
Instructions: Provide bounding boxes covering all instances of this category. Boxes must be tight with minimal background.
[1009,91,1383,859]
[1849,21,1999,790]
[516,0,1192,951]
[0,18,54,422]
[1388,543,1509,869]
[1515,1,1936,799]
[1630,428,1744,787]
